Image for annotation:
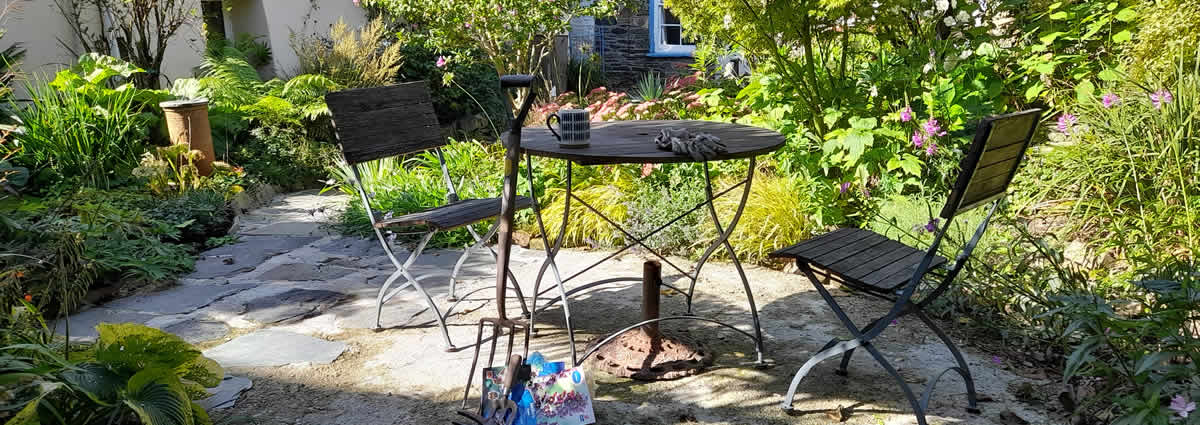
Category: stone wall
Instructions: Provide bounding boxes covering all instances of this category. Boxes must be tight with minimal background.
[598,7,692,90]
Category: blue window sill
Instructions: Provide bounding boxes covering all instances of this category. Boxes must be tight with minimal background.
[647,51,694,58]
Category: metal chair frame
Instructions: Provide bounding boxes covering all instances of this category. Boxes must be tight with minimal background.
[328,82,530,352]
[776,110,1042,425]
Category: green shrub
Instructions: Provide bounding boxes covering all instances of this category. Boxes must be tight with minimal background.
[1125,0,1200,82]
[292,17,404,89]
[625,164,709,257]
[395,44,507,131]
[1,318,223,425]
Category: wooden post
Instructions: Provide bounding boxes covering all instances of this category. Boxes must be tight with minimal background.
[643,260,661,334]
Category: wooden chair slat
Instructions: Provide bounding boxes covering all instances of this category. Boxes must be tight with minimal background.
[771,228,857,257]
[789,228,873,258]
[806,231,892,266]
[326,81,447,164]
[376,196,534,231]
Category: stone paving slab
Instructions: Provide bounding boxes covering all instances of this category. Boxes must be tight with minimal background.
[146,315,232,344]
[189,236,321,279]
[203,329,347,368]
[103,283,255,315]
[198,375,253,410]
[256,263,358,282]
[242,288,348,324]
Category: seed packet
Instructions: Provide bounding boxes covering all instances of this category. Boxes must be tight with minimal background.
[528,367,595,425]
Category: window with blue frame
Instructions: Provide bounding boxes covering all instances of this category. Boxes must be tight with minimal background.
[649,0,695,57]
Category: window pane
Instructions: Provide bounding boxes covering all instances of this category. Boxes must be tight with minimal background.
[664,26,681,45]
[663,8,681,25]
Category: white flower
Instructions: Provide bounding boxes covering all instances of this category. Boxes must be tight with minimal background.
[943,16,956,26]
[956,10,970,23]
[923,62,934,73]
[935,0,950,12]
[869,85,878,97]
[723,14,733,29]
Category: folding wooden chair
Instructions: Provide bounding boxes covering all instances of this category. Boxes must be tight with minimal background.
[325,81,532,352]
[770,109,1042,425]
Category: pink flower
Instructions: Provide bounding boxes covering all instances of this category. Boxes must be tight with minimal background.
[1170,395,1196,418]
[464,22,472,28]
[1056,113,1077,135]
[352,0,360,6]
[922,117,947,137]
[435,56,447,68]
[1101,93,1119,108]
[900,106,913,122]
[1151,89,1173,109]
[925,141,937,156]
[912,130,925,148]
[641,163,654,177]
[687,101,703,109]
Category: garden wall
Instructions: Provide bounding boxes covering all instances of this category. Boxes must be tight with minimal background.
[597,8,691,89]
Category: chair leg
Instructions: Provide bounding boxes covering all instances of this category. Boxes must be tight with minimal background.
[374,232,456,352]
[781,338,863,411]
[915,310,980,414]
[447,242,474,303]
[862,342,929,425]
[837,317,883,377]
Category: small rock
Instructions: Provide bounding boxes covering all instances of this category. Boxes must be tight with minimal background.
[825,405,850,422]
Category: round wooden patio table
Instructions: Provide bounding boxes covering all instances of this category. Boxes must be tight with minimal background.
[512,120,785,367]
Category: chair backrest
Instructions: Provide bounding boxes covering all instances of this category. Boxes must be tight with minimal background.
[325,81,445,165]
[939,109,1042,219]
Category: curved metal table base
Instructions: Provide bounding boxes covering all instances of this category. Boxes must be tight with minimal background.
[524,156,766,367]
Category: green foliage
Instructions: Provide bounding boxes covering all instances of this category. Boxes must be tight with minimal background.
[564,53,606,99]
[10,55,167,189]
[172,48,343,187]
[206,33,272,69]
[0,319,222,425]
[395,44,507,130]
[292,17,405,89]
[1009,0,1141,104]
[133,144,207,196]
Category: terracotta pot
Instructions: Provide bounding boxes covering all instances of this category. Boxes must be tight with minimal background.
[160,99,216,176]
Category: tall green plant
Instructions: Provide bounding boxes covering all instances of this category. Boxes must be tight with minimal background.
[292,17,404,89]
[12,80,147,188]
[1031,52,1200,272]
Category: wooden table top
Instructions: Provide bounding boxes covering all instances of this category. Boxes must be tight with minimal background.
[513,120,785,165]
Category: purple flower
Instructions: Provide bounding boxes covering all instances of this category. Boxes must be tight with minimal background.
[464,21,472,28]
[1101,93,1119,108]
[1170,395,1196,418]
[912,130,925,147]
[435,56,447,68]
[900,106,913,122]
[839,182,851,194]
[991,356,1002,365]
[1056,113,1077,135]
[922,117,947,137]
[925,141,937,156]
[924,218,939,233]
[890,319,899,325]
[1151,90,1173,109]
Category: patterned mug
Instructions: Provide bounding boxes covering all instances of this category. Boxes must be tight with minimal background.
[547,109,590,148]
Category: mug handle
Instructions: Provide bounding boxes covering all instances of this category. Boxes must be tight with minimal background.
[546,113,561,141]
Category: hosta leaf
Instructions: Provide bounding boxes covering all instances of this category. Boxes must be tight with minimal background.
[124,368,194,425]
[95,324,201,376]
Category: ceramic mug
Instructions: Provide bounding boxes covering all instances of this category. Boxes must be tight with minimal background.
[547,109,590,148]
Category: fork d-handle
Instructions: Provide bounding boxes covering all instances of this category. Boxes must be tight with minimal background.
[494,74,538,320]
